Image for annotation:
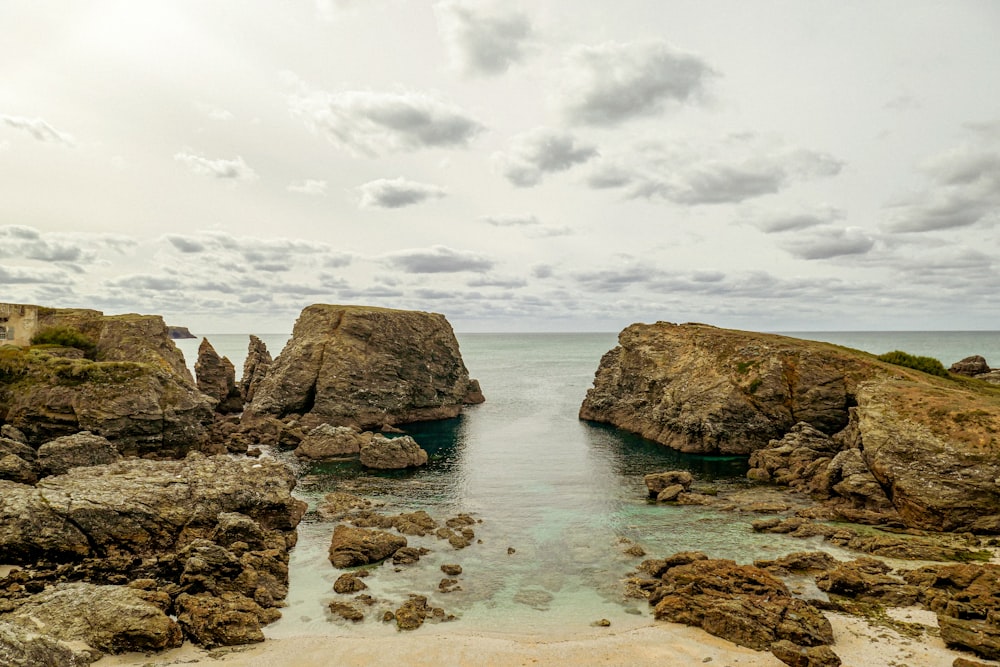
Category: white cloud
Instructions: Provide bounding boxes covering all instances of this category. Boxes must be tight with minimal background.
[560,40,715,126]
[289,88,485,157]
[434,1,534,76]
[174,150,258,181]
[781,227,877,260]
[287,179,328,195]
[495,128,597,187]
[1,115,75,146]
[745,204,845,233]
[481,214,540,227]
[357,177,447,208]
[384,245,494,273]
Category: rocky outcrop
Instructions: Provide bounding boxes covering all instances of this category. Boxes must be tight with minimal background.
[244,305,483,431]
[167,326,196,339]
[359,434,428,469]
[951,356,991,377]
[0,620,91,667]
[328,525,407,568]
[36,431,120,478]
[582,322,1000,533]
[0,353,215,456]
[294,424,371,460]
[240,335,272,404]
[195,338,242,414]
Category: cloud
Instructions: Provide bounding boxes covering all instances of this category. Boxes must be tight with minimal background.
[165,235,206,253]
[495,128,597,187]
[886,143,1000,232]
[1,115,75,146]
[0,225,97,265]
[287,179,328,195]
[560,40,714,126]
[174,151,258,181]
[0,264,66,284]
[357,177,447,209]
[467,275,527,288]
[588,138,843,205]
[781,227,876,260]
[481,214,540,227]
[746,204,845,233]
[434,1,533,76]
[384,245,494,273]
[161,231,352,274]
[105,274,184,291]
[289,87,485,157]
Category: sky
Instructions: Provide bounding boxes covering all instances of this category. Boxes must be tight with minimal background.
[1,1,999,334]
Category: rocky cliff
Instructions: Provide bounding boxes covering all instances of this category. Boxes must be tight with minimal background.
[580,322,1000,532]
[244,305,483,430]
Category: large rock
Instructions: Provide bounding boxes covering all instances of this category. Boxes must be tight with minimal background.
[240,335,272,404]
[582,322,1000,532]
[0,453,306,563]
[359,434,428,469]
[0,621,90,667]
[294,424,371,460]
[950,355,991,377]
[36,431,120,478]
[328,524,407,568]
[174,592,273,648]
[245,305,483,430]
[1,582,182,655]
[195,338,242,414]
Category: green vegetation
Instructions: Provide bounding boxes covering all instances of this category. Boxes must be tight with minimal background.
[30,326,98,360]
[0,347,30,382]
[736,360,757,374]
[877,350,949,378]
[748,378,763,394]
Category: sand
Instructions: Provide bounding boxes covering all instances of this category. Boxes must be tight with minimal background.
[93,613,996,667]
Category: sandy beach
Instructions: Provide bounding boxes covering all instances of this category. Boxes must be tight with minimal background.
[94,612,993,667]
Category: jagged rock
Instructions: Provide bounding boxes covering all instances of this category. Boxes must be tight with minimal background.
[0,620,91,667]
[329,601,365,622]
[294,424,371,460]
[36,431,120,478]
[649,556,834,652]
[0,425,28,443]
[950,356,991,377]
[582,322,1000,532]
[644,470,693,497]
[754,551,839,575]
[174,592,272,647]
[240,335,272,405]
[316,492,374,521]
[0,453,36,485]
[244,304,484,431]
[167,326,196,339]
[393,546,429,565]
[359,434,428,470]
[815,558,919,606]
[1,582,182,655]
[328,525,407,568]
[0,454,306,564]
[441,564,462,576]
[770,640,842,667]
[938,615,1000,661]
[395,595,441,630]
[195,338,242,414]
[333,571,369,594]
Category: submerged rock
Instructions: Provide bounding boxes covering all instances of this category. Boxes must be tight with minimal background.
[244,304,483,431]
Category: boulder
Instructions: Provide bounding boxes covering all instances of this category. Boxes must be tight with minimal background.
[359,434,428,469]
[950,356,991,377]
[1,582,182,655]
[644,470,693,497]
[240,335,273,405]
[244,305,483,431]
[0,621,90,667]
[36,431,120,478]
[0,453,37,485]
[174,592,272,648]
[328,525,407,568]
[0,454,306,564]
[770,640,842,667]
[194,338,242,414]
[294,424,371,460]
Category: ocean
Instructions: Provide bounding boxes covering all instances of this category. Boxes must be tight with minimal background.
[172,330,999,637]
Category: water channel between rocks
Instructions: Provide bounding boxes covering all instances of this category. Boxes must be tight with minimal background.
[175,332,866,639]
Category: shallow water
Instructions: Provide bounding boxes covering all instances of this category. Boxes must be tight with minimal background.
[170,330,999,637]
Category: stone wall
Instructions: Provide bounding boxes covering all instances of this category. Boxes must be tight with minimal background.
[0,303,39,347]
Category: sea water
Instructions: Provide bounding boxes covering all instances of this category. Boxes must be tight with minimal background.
[172,330,999,637]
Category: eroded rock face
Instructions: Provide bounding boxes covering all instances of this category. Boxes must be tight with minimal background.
[950,355,991,377]
[240,335,272,405]
[583,322,1000,533]
[195,339,242,414]
[245,305,483,431]
[359,434,428,469]
[294,424,371,460]
[37,431,120,478]
[0,620,91,667]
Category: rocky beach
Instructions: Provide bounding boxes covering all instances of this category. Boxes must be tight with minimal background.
[3,306,1000,667]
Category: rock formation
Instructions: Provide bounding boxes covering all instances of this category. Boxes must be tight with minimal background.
[359,434,428,469]
[167,326,196,339]
[194,338,242,414]
[36,431,120,478]
[582,322,1000,533]
[950,355,1000,384]
[240,335,272,404]
[328,525,407,568]
[244,305,483,431]
[293,424,371,460]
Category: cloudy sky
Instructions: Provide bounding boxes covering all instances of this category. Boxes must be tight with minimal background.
[2,1,999,333]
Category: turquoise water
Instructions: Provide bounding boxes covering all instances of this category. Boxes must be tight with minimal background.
[171,330,999,637]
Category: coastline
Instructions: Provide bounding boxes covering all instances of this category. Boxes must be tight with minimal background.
[93,614,977,667]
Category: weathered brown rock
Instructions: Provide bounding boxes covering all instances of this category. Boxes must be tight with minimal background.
[0,453,37,485]
[770,639,842,667]
[240,335,273,405]
[644,470,693,497]
[195,338,242,414]
[1,582,182,655]
[950,356,991,377]
[0,454,306,564]
[174,592,272,647]
[244,305,483,431]
[0,620,91,667]
[36,431,120,477]
[294,424,371,460]
[938,615,1000,661]
[333,571,369,594]
[328,525,407,568]
[359,434,428,469]
[582,322,1000,532]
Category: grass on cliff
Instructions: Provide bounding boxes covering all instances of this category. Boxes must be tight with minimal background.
[0,347,152,388]
[30,325,98,360]
[877,350,949,377]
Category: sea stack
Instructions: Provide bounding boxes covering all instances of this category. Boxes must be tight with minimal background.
[244,304,483,431]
